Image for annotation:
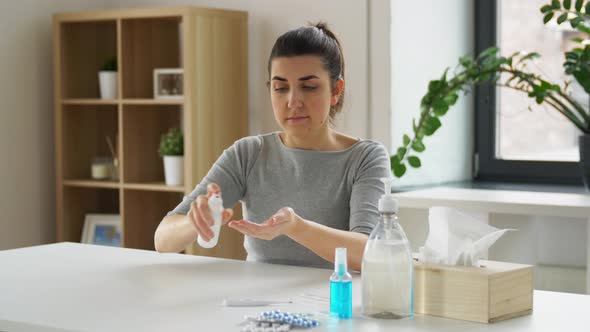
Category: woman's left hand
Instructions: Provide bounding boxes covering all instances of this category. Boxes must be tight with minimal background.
[228,207,299,240]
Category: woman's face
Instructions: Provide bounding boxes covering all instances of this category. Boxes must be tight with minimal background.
[269,55,342,137]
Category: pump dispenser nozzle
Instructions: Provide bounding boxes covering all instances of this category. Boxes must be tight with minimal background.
[378,177,398,213]
[335,247,347,276]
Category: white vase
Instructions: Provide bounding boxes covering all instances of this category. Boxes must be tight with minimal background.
[98,71,117,99]
[163,156,184,186]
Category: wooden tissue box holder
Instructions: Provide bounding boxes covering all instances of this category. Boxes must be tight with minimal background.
[413,259,533,323]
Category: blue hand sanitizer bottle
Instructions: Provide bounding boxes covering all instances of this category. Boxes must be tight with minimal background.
[330,247,352,319]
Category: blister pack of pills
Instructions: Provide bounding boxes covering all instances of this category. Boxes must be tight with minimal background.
[240,310,320,331]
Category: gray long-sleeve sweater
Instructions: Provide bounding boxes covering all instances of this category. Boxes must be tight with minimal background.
[167,132,391,269]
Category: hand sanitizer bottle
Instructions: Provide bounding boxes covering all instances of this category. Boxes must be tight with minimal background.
[197,193,223,249]
[330,247,352,319]
[361,177,413,319]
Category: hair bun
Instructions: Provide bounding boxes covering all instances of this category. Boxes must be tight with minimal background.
[315,22,328,31]
[312,22,337,41]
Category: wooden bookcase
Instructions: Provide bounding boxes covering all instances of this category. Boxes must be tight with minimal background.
[53,7,248,259]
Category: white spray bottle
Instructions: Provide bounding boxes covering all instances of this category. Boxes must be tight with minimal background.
[197,193,223,249]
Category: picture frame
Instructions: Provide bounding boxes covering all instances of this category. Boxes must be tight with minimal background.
[81,214,122,247]
[153,68,184,99]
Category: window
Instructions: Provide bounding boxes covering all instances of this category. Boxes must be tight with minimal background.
[475,0,584,184]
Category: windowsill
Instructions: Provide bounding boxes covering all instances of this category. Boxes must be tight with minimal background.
[393,180,588,195]
[392,181,590,219]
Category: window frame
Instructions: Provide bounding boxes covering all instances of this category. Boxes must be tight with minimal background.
[474,0,583,185]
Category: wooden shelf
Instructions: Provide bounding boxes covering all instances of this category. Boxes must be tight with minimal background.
[63,180,183,192]
[121,17,181,99]
[123,190,183,250]
[63,179,120,189]
[122,98,184,105]
[62,105,118,180]
[61,98,186,107]
[60,20,117,99]
[122,104,181,183]
[123,182,184,193]
[54,7,248,255]
[62,99,119,105]
[61,187,119,243]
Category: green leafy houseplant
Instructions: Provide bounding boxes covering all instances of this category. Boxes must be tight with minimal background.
[392,0,590,180]
[100,56,117,72]
[158,128,184,157]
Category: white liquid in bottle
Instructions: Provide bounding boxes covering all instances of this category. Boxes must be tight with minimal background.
[197,193,223,248]
[361,177,413,319]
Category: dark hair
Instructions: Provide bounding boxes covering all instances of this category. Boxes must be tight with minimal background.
[267,22,345,121]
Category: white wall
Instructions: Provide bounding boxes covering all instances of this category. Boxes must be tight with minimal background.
[368,0,392,150]
[0,0,375,250]
[106,0,370,139]
[0,0,111,250]
[1,3,579,294]
[390,0,474,188]
[0,0,478,250]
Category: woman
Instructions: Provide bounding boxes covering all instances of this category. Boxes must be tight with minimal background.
[154,23,390,271]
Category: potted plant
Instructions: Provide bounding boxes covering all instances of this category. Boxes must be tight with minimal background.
[392,0,590,190]
[158,128,184,186]
[99,56,117,99]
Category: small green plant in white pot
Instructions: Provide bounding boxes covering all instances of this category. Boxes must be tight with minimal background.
[99,56,117,99]
[159,128,184,186]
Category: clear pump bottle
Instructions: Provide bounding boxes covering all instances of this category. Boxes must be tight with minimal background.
[330,247,352,319]
[361,178,413,319]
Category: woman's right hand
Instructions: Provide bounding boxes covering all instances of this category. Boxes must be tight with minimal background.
[188,183,234,242]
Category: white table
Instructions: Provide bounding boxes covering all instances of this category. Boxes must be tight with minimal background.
[1,243,589,332]
[393,186,590,293]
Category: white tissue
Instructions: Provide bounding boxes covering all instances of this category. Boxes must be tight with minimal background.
[418,206,514,266]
